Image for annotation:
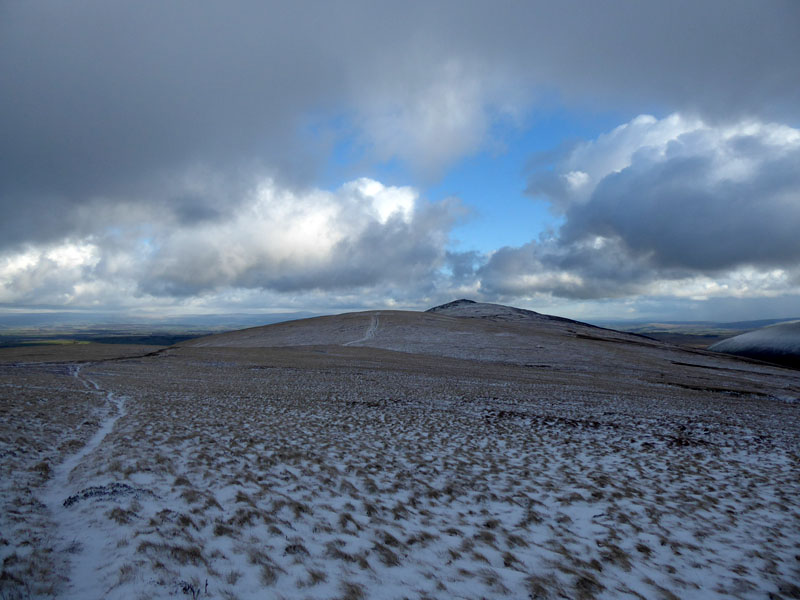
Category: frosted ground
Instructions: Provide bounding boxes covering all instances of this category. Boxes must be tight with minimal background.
[1,303,799,599]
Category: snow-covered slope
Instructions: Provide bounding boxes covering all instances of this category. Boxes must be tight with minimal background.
[180,301,664,367]
[3,325,799,599]
[3,303,800,599]
[178,298,800,380]
[709,320,800,368]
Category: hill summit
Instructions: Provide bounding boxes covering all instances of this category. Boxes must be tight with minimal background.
[426,298,576,324]
[183,299,669,368]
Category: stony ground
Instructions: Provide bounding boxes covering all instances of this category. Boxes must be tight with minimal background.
[1,327,799,599]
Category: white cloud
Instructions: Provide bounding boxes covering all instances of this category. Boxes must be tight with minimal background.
[338,178,415,224]
[0,240,102,304]
[533,114,703,209]
[0,177,462,307]
[645,268,797,301]
[355,60,524,177]
[542,115,800,211]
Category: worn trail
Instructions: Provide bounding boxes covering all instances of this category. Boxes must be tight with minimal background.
[343,312,380,346]
[39,364,127,600]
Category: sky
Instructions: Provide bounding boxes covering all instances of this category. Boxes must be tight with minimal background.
[2,0,800,323]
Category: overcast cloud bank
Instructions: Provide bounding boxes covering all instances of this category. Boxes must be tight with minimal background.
[2,1,799,319]
[2,113,798,319]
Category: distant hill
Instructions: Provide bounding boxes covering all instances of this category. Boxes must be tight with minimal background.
[602,317,800,351]
[184,299,747,376]
[709,321,800,369]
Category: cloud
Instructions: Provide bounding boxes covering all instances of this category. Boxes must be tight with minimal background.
[2,1,798,248]
[1,2,799,315]
[0,241,100,305]
[0,178,464,307]
[482,114,800,300]
[4,115,799,314]
[140,177,461,296]
[354,60,524,178]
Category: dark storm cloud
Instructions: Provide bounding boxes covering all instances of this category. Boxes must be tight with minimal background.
[2,0,798,247]
[561,144,800,271]
[1,1,343,247]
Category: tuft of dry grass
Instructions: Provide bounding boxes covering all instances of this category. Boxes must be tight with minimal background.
[339,581,365,600]
[372,542,401,567]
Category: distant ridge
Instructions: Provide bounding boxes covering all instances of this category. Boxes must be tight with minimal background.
[709,320,800,369]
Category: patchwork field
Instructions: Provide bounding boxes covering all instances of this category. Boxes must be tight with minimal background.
[1,305,799,599]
